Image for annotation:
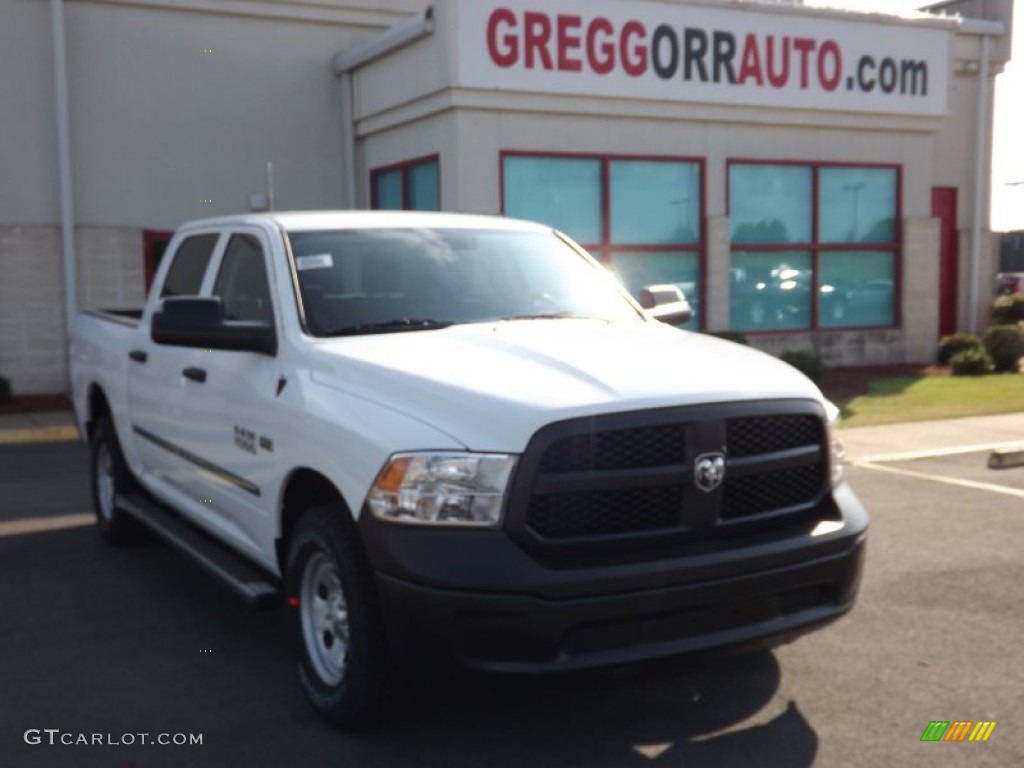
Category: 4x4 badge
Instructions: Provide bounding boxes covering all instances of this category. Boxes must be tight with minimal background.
[694,453,726,493]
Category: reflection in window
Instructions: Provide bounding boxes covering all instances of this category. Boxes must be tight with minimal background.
[503,156,602,245]
[408,161,440,211]
[609,252,700,331]
[502,154,704,329]
[730,252,811,332]
[819,250,895,328]
[161,234,218,297]
[214,234,272,323]
[729,162,898,332]
[373,170,402,210]
[819,167,897,243]
[729,165,812,244]
[610,162,700,245]
[371,157,440,211]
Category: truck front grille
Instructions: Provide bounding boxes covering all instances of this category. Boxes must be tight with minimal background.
[726,415,821,457]
[510,402,828,553]
[722,463,824,520]
[527,485,686,539]
[539,424,687,472]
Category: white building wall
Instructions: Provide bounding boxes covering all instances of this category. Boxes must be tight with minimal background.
[0,0,61,227]
[0,227,65,395]
[0,0,426,394]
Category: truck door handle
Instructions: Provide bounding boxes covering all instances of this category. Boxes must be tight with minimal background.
[182,367,207,383]
[129,350,148,364]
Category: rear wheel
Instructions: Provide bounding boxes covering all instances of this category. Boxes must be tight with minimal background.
[286,505,396,728]
[90,416,141,546]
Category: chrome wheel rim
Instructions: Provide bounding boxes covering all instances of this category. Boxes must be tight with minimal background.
[96,443,115,522]
[300,551,349,686]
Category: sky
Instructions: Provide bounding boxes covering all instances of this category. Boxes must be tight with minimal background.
[804,0,1023,232]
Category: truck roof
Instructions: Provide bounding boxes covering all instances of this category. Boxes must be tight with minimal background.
[176,210,553,234]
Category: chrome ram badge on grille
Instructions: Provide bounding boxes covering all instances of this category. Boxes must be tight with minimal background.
[694,452,726,493]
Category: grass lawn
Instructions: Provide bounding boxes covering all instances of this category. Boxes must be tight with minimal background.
[837,372,1024,428]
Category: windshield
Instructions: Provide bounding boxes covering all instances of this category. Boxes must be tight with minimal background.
[286,228,644,337]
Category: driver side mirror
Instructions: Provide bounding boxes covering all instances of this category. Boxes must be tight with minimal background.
[638,284,693,326]
[151,296,277,356]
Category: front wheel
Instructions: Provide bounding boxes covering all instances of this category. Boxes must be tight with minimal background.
[285,505,395,728]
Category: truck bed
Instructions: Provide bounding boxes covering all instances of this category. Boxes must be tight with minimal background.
[84,308,143,328]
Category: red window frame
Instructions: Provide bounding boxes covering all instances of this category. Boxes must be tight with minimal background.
[143,229,174,294]
[369,153,441,210]
[726,159,902,333]
[499,150,708,329]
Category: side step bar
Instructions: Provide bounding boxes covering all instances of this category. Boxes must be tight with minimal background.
[116,493,282,610]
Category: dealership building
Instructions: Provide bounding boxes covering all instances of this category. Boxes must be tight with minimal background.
[0,0,1014,394]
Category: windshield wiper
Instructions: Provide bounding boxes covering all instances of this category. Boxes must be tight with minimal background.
[324,319,455,337]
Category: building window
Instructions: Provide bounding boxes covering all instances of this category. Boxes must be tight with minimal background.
[502,153,704,330]
[728,162,898,332]
[370,155,440,211]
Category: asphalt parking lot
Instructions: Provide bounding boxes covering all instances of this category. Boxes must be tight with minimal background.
[1,438,1022,767]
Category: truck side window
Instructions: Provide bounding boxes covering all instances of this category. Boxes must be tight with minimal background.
[160,234,219,297]
[213,234,273,323]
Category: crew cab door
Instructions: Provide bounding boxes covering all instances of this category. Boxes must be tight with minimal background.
[171,227,287,563]
[126,231,223,489]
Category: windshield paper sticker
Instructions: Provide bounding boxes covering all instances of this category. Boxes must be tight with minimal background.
[296,254,334,271]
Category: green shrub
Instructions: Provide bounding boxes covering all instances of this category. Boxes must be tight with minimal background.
[707,330,750,346]
[981,325,1024,373]
[0,377,10,404]
[778,349,825,382]
[991,293,1024,326]
[950,348,994,376]
[937,332,983,365]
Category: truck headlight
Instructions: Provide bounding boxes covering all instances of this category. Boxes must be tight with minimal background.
[367,453,517,527]
[824,401,845,487]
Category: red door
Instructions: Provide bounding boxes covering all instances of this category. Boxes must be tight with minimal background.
[932,188,958,336]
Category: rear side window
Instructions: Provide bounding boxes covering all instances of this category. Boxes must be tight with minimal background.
[213,234,273,323]
[160,234,219,297]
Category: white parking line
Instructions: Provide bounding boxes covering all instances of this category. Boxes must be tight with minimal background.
[856,461,1024,499]
[0,513,93,538]
[852,440,1024,465]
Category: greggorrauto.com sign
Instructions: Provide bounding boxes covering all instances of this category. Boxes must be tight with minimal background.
[455,0,950,116]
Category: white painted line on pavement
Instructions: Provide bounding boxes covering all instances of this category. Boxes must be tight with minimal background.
[0,513,93,538]
[856,461,1024,499]
[0,426,80,444]
[852,440,1024,465]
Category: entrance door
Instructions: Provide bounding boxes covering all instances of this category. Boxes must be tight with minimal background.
[932,187,958,336]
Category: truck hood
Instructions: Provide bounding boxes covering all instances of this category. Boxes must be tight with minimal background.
[309,319,824,452]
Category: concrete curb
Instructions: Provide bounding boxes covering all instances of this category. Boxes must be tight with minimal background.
[988,449,1024,470]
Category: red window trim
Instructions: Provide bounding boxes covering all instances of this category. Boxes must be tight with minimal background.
[499,150,708,329]
[726,158,903,335]
[143,229,174,294]
[369,153,441,210]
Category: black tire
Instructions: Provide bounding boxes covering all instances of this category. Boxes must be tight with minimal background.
[285,504,396,729]
[90,415,142,546]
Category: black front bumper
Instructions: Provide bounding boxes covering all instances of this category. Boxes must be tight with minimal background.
[359,481,867,677]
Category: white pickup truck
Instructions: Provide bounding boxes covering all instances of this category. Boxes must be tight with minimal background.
[70,211,867,727]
